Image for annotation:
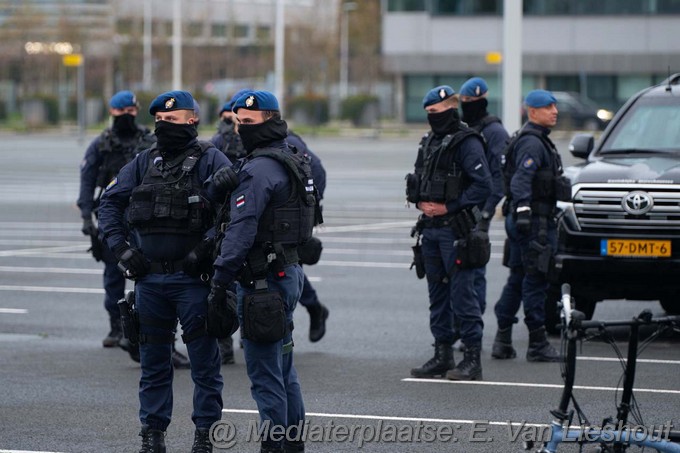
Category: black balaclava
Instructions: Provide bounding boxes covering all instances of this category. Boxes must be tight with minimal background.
[238,117,288,153]
[461,98,489,126]
[154,120,198,157]
[427,108,460,136]
[112,113,138,137]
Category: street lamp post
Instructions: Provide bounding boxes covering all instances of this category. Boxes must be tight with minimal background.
[339,1,356,101]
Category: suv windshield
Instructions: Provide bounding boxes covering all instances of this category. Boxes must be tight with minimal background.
[600,97,680,153]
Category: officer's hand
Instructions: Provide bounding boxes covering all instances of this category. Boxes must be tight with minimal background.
[114,246,149,278]
[213,166,239,195]
[206,280,239,338]
[515,209,532,235]
[477,217,491,233]
[81,217,96,236]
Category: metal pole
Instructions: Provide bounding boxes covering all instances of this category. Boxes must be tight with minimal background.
[172,0,182,90]
[339,5,349,100]
[77,57,85,142]
[274,0,285,113]
[502,0,523,133]
[143,0,152,91]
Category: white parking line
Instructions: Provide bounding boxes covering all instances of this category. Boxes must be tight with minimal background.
[0,285,103,294]
[0,450,67,453]
[0,245,86,257]
[223,408,547,428]
[0,266,101,274]
[0,308,28,314]
[401,378,680,394]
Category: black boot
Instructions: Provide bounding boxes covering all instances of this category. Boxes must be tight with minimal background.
[138,425,166,453]
[446,344,482,381]
[218,336,235,365]
[527,327,562,362]
[103,316,123,348]
[491,326,517,359]
[191,427,213,453]
[307,303,329,342]
[410,341,454,378]
[172,343,191,369]
[283,440,305,452]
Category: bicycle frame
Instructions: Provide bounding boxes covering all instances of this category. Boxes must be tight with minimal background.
[537,284,680,453]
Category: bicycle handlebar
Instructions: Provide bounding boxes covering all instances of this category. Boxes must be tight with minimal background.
[575,312,680,331]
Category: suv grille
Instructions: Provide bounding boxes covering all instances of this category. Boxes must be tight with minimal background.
[573,184,680,234]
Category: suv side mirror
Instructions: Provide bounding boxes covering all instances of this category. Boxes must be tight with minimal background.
[569,134,594,159]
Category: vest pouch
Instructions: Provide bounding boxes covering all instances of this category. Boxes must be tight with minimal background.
[532,169,555,200]
[554,176,572,202]
[405,173,420,203]
[271,208,302,245]
[242,290,287,343]
[298,236,323,265]
[127,186,154,225]
[445,174,462,201]
[152,186,173,218]
[456,230,491,269]
[428,173,447,200]
[170,189,190,220]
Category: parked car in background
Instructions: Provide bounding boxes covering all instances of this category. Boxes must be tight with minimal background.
[546,74,680,331]
[523,91,614,131]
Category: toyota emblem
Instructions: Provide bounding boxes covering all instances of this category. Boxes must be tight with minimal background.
[622,191,653,215]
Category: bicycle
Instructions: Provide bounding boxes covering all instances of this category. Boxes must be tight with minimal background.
[532,283,680,452]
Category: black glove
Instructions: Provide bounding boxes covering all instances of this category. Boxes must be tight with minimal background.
[212,166,240,195]
[206,281,239,338]
[515,209,532,235]
[478,212,491,233]
[114,245,149,278]
[81,217,96,236]
[182,238,216,278]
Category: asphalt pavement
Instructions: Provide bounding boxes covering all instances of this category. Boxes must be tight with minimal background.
[0,131,678,453]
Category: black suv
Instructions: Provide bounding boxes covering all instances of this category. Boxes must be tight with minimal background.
[549,74,680,329]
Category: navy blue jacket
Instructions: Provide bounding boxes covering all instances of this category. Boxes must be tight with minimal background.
[212,139,295,285]
[98,139,230,258]
[478,120,509,216]
[509,122,556,210]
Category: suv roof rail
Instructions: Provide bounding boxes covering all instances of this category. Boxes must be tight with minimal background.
[660,73,680,86]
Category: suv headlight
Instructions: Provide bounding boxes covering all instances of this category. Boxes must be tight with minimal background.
[556,200,580,231]
[597,109,613,121]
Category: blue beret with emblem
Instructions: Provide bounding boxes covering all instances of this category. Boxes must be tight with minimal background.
[149,90,195,115]
[232,90,280,113]
[422,85,456,108]
[460,77,488,98]
[524,89,557,108]
[192,99,201,118]
[109,90,137,109]
[220,89,252,114]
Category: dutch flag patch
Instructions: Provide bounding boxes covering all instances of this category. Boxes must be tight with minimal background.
[236,194,246,209]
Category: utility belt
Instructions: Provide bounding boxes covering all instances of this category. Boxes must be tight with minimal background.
[148,259,185,274]
[415,206,480,237]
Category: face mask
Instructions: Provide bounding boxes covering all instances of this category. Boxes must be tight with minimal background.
[237,117,288,153]
[427,108,459,136]
[112,113,137,136]
[461,98,489,125]
[154,120,198,155]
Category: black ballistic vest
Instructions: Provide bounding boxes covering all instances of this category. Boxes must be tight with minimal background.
[127,142,213,235]
[96,127,155,188]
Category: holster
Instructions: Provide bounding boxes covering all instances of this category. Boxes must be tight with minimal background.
[410,237,426,279]
[526,240,554,277]
[117,290,139,346]
[298,236,323,265]
[241,289,288,343]
[450,207,481,237]
[455,230,491,269]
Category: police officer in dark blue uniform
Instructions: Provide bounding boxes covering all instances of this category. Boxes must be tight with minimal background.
[459,77,509,315]
[286,131,330,342]
[78,90,155,348]
[210,90,317,453]
[98,90,230,453]
[407,86,492,381]
[210,89,250,161]
[492,89,569,363]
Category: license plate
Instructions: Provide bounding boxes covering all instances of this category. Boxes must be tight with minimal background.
[600,239,671,257]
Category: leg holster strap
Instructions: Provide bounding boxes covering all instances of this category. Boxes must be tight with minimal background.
[181,326,207,344]
[138,315,176,345]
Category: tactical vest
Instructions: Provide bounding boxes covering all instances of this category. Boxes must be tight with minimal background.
[249,146,319,247]
[411,128,481,203]
[96,127,155,188]
[503,128,571,213]
[469,115,501,134]
[217,122,247,160]
[127,141,214,235]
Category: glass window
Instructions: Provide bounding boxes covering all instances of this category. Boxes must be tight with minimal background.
[211,23,227,38]
[256,25,270,41]
[187,22,203,38]
[431,0,501,15]
[234,24,249,39]
[575,0,644,14]
[524,0,572,15]
[618,75,653,103]
[586,75,616,106]
[386,0,426,12]
[546,75,580,93]
[405,75,434,122]
[654,0,680,13]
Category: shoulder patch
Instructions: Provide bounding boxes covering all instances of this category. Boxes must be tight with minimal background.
[523,158,535,169]
[105,177,117,190]
[235,194,246,209]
